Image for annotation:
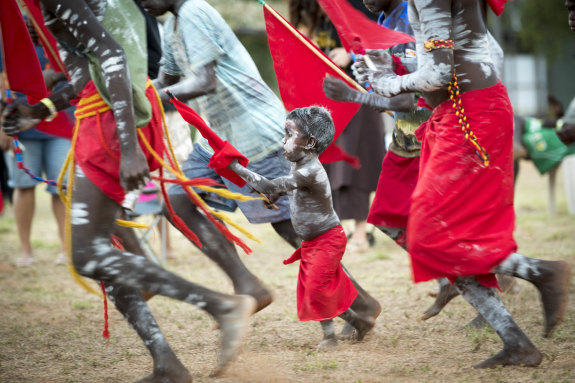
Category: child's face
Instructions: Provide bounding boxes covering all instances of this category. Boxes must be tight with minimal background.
[283,120,309,162]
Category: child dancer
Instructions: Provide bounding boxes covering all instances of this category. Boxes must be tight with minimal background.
[229,106,374,350]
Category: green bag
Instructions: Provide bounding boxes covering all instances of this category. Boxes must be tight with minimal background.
[522,117,575,174]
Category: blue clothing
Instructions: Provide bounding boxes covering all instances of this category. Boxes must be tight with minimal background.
[160,0,286,162]
[4,137,70,194]
[170,143,291,224]
[378,1,415,58]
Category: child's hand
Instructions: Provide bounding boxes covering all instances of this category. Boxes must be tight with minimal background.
[228,159,240,170]
[262,193,280,210]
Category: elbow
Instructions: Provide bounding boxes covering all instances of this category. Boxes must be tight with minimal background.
[424,66,453,90]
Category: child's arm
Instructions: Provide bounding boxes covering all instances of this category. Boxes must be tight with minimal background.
[228,160,300,196]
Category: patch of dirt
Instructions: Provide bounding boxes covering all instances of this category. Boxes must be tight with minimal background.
[0,163,573,382]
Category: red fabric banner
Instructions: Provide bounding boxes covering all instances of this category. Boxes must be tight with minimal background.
[168,97,249,187]
[263,5,361,166]
[0,0,47,103]
[316,0,415,53]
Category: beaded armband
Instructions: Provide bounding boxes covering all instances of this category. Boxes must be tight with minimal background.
[424,39,490,166]
[424,39,454,52]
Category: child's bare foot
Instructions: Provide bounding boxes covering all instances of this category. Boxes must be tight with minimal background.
[420,281,459,320]
[338,312,376,342]
[211,295,257,376]
[338,322,355,341]
[317,337,338,351]
[533,260,571,337]
[473,343,542,369]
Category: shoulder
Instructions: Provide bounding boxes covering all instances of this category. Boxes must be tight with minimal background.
[179,0,220,23]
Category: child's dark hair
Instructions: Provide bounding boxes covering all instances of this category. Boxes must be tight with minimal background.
[286,106,334,154]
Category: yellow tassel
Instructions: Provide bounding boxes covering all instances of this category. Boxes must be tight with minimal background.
[115,219,151,230]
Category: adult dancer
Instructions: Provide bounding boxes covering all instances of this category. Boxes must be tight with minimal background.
[353,0,570,368]
[2,0,255,380]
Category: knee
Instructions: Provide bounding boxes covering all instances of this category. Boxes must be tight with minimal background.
[71,238,109,279]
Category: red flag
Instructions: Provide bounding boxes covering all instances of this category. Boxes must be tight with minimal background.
[168,97,249,187]
[316,0,414,54]
[0,0,47,103]
[263,4,362,167]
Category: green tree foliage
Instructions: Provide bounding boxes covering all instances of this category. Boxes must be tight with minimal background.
[503,0,573,59]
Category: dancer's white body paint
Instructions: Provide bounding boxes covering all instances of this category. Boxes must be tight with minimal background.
[353,0,498,108]
[230,112,339,241]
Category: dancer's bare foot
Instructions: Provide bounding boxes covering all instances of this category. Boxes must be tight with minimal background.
[338,322,355,341]
[211,295,257,376]
[473,344,542,369]
[338,302,381,341]
[136,362,192,383]
[317,337,338,351]
[533,260,571,337]
[421,280,459,320]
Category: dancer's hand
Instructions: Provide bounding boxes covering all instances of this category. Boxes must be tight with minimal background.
[119,146,150,193]
[323,76,354,102]
[328,47,352,68]
[365,49,394,72]
[1,100,44,136]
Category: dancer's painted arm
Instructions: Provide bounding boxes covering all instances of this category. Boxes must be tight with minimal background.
[354,0,454,97]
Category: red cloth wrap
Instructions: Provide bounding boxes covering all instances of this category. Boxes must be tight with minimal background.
[367,151,420,229]
[74,81,164,205]
[284,225,358,321]
[407,82,516,289]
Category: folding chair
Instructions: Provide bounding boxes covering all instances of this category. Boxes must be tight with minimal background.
[126,183,168,266]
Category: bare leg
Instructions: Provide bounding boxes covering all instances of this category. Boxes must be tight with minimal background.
[338,264,381,340]
[164,194,272,312]
[493,252,571,337]
[52,193,67,264]
[339,307,375,342]
[13,187,35,264]
[347,220,370,254]
[73,175,255,377]
[105,283,192,383]
[317,320,338,350]
[454,276,542,368]
[420,277,459,320]
[274,219,382,338]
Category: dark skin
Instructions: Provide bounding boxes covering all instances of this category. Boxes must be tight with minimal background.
[2,1,257,381]
[229,113,375,349]
[141,0,382,328]
[352,0,571,369]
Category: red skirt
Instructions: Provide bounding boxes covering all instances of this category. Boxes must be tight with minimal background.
[284,225,358,321]
[74,81,164,205]
[367,151,420,229]
[407,82,516,289]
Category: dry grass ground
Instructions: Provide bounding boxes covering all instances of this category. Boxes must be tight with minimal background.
[0,161,574,383]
